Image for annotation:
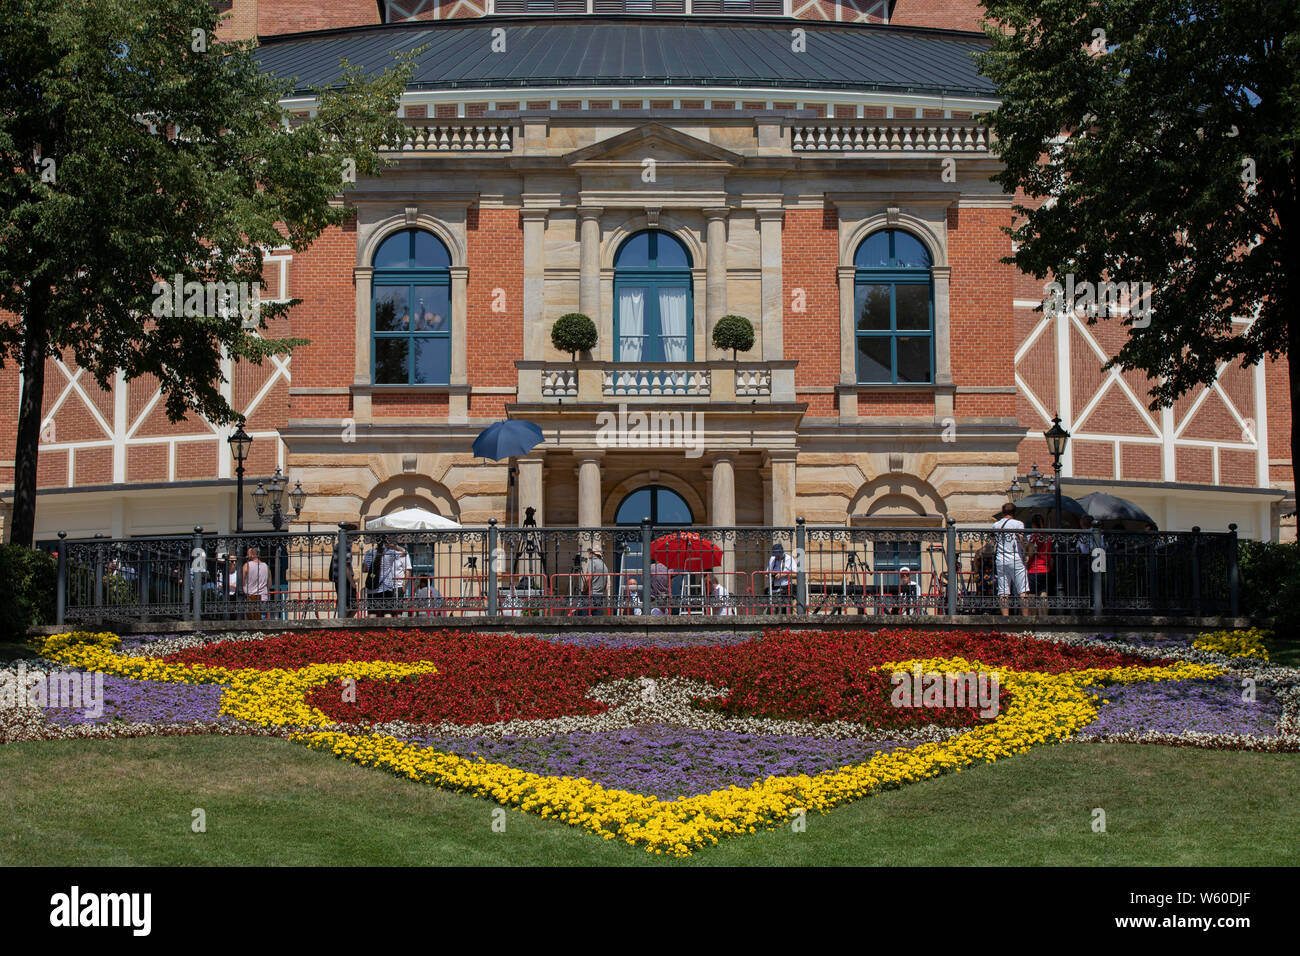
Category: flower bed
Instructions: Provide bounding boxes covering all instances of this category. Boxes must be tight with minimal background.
[8,625,1293,855]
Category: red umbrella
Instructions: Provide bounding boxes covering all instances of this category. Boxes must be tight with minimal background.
[650,531,723,572]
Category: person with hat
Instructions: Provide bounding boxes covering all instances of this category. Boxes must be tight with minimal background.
[765,542,796,613]
[894,565,921,615]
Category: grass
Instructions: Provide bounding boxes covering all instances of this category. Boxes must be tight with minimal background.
[0,736,1295,865]
[1263,634,1300,667]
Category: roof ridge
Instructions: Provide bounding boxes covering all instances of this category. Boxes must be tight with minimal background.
[256,14,990,48]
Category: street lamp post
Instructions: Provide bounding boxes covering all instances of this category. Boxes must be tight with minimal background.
[1044,415,1071,529]
[227,423,252,533]
[253,467,305,532]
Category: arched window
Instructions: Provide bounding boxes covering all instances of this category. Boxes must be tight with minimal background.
[614,230,694,363]
[615,485,694,525]
[853,229,934,384]
[372,229,452,385]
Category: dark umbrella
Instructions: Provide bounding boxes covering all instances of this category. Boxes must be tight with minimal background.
[1012,492,1088,526]
[473,419,544,460]
[1077,492,1156,530]
[474,420,545,528]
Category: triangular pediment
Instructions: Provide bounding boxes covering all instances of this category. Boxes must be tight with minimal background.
[565,124,742,168]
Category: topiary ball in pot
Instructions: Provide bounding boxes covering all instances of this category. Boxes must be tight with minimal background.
[712,314,755,360]
[551,313,598,360]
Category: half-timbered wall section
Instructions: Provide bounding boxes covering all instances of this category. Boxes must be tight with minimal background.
[3,10,1291,543]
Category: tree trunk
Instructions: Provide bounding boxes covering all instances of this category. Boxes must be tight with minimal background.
[8,288,50,547]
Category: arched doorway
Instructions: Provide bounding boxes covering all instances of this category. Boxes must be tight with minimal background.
[612,484,695,608]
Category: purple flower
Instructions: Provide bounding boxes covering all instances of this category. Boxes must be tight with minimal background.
[43,675,230,726]
[404,723,919,798]
[1082,677,1280,737]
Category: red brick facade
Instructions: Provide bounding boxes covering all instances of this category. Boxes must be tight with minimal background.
[781,207,840,417]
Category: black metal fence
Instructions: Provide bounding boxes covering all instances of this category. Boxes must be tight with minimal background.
[49,519,1240,625]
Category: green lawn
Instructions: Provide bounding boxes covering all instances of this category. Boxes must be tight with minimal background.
[0,736,1295,865]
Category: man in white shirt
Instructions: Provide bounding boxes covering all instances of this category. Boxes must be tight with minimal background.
[391,547,412,614]
[992,502,1030,616]
[766,543,796,613]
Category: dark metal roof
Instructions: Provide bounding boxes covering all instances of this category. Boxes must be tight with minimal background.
[254,16,995,98]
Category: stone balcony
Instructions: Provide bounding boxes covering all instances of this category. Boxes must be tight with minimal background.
[383,119,516,153]
[515,360,797,404]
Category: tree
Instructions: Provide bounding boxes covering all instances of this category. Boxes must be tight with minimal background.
[0,0,415,545]
[551,313,597,360]
[712,314,755,360]
[978,0,1299,476]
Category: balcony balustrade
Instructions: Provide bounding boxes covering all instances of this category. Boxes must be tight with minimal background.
[517,360,796,404]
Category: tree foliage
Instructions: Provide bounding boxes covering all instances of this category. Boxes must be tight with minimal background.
[551,313,598,360]
[712,314,755,359]
[978,0,1299,466]
[0,0,416,545]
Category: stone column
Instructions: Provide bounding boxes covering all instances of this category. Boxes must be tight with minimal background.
[931,265,953,419]
[516,454,546,527]
[352,266,374,423]
[575,452,605,563]
[704,208,730,360]
[449,265,469,423]
[758,209,784,361]
[837,264,857,423]
[576,453,604,529]
[767,451,797,527]
[711,454,736,584]
[521,209,548,357]
[577,206,603,328]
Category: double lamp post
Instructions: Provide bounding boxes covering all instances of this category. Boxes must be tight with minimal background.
[227,422,306,532]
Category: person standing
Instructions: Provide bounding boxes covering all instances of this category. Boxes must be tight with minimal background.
[362,536,400,617]
[217,553,239,620]
[242,546,269,620]
[649,559,671,615]
[391,545,412,615]
[766,543,796,613]
[328,527,358,618]
[1025,514,1053,616]
[992,503,1030,616]
[583,546,609,616]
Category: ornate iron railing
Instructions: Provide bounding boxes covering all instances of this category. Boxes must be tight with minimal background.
[50,520,1239,625]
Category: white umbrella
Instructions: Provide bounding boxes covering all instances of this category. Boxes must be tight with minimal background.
[365,507,461,531]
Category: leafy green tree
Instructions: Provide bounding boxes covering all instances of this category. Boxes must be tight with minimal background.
[979,0,1299,473]
[0,0,415,545]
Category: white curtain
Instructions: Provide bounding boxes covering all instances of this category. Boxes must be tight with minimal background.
[658,287,689,361]
[618,287,646,362]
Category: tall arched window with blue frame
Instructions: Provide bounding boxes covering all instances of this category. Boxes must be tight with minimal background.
[853,229,934,384]
[371,229,452,385]
[614,230,694,362]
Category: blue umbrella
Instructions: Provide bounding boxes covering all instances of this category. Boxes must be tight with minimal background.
[473,419,544,461]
